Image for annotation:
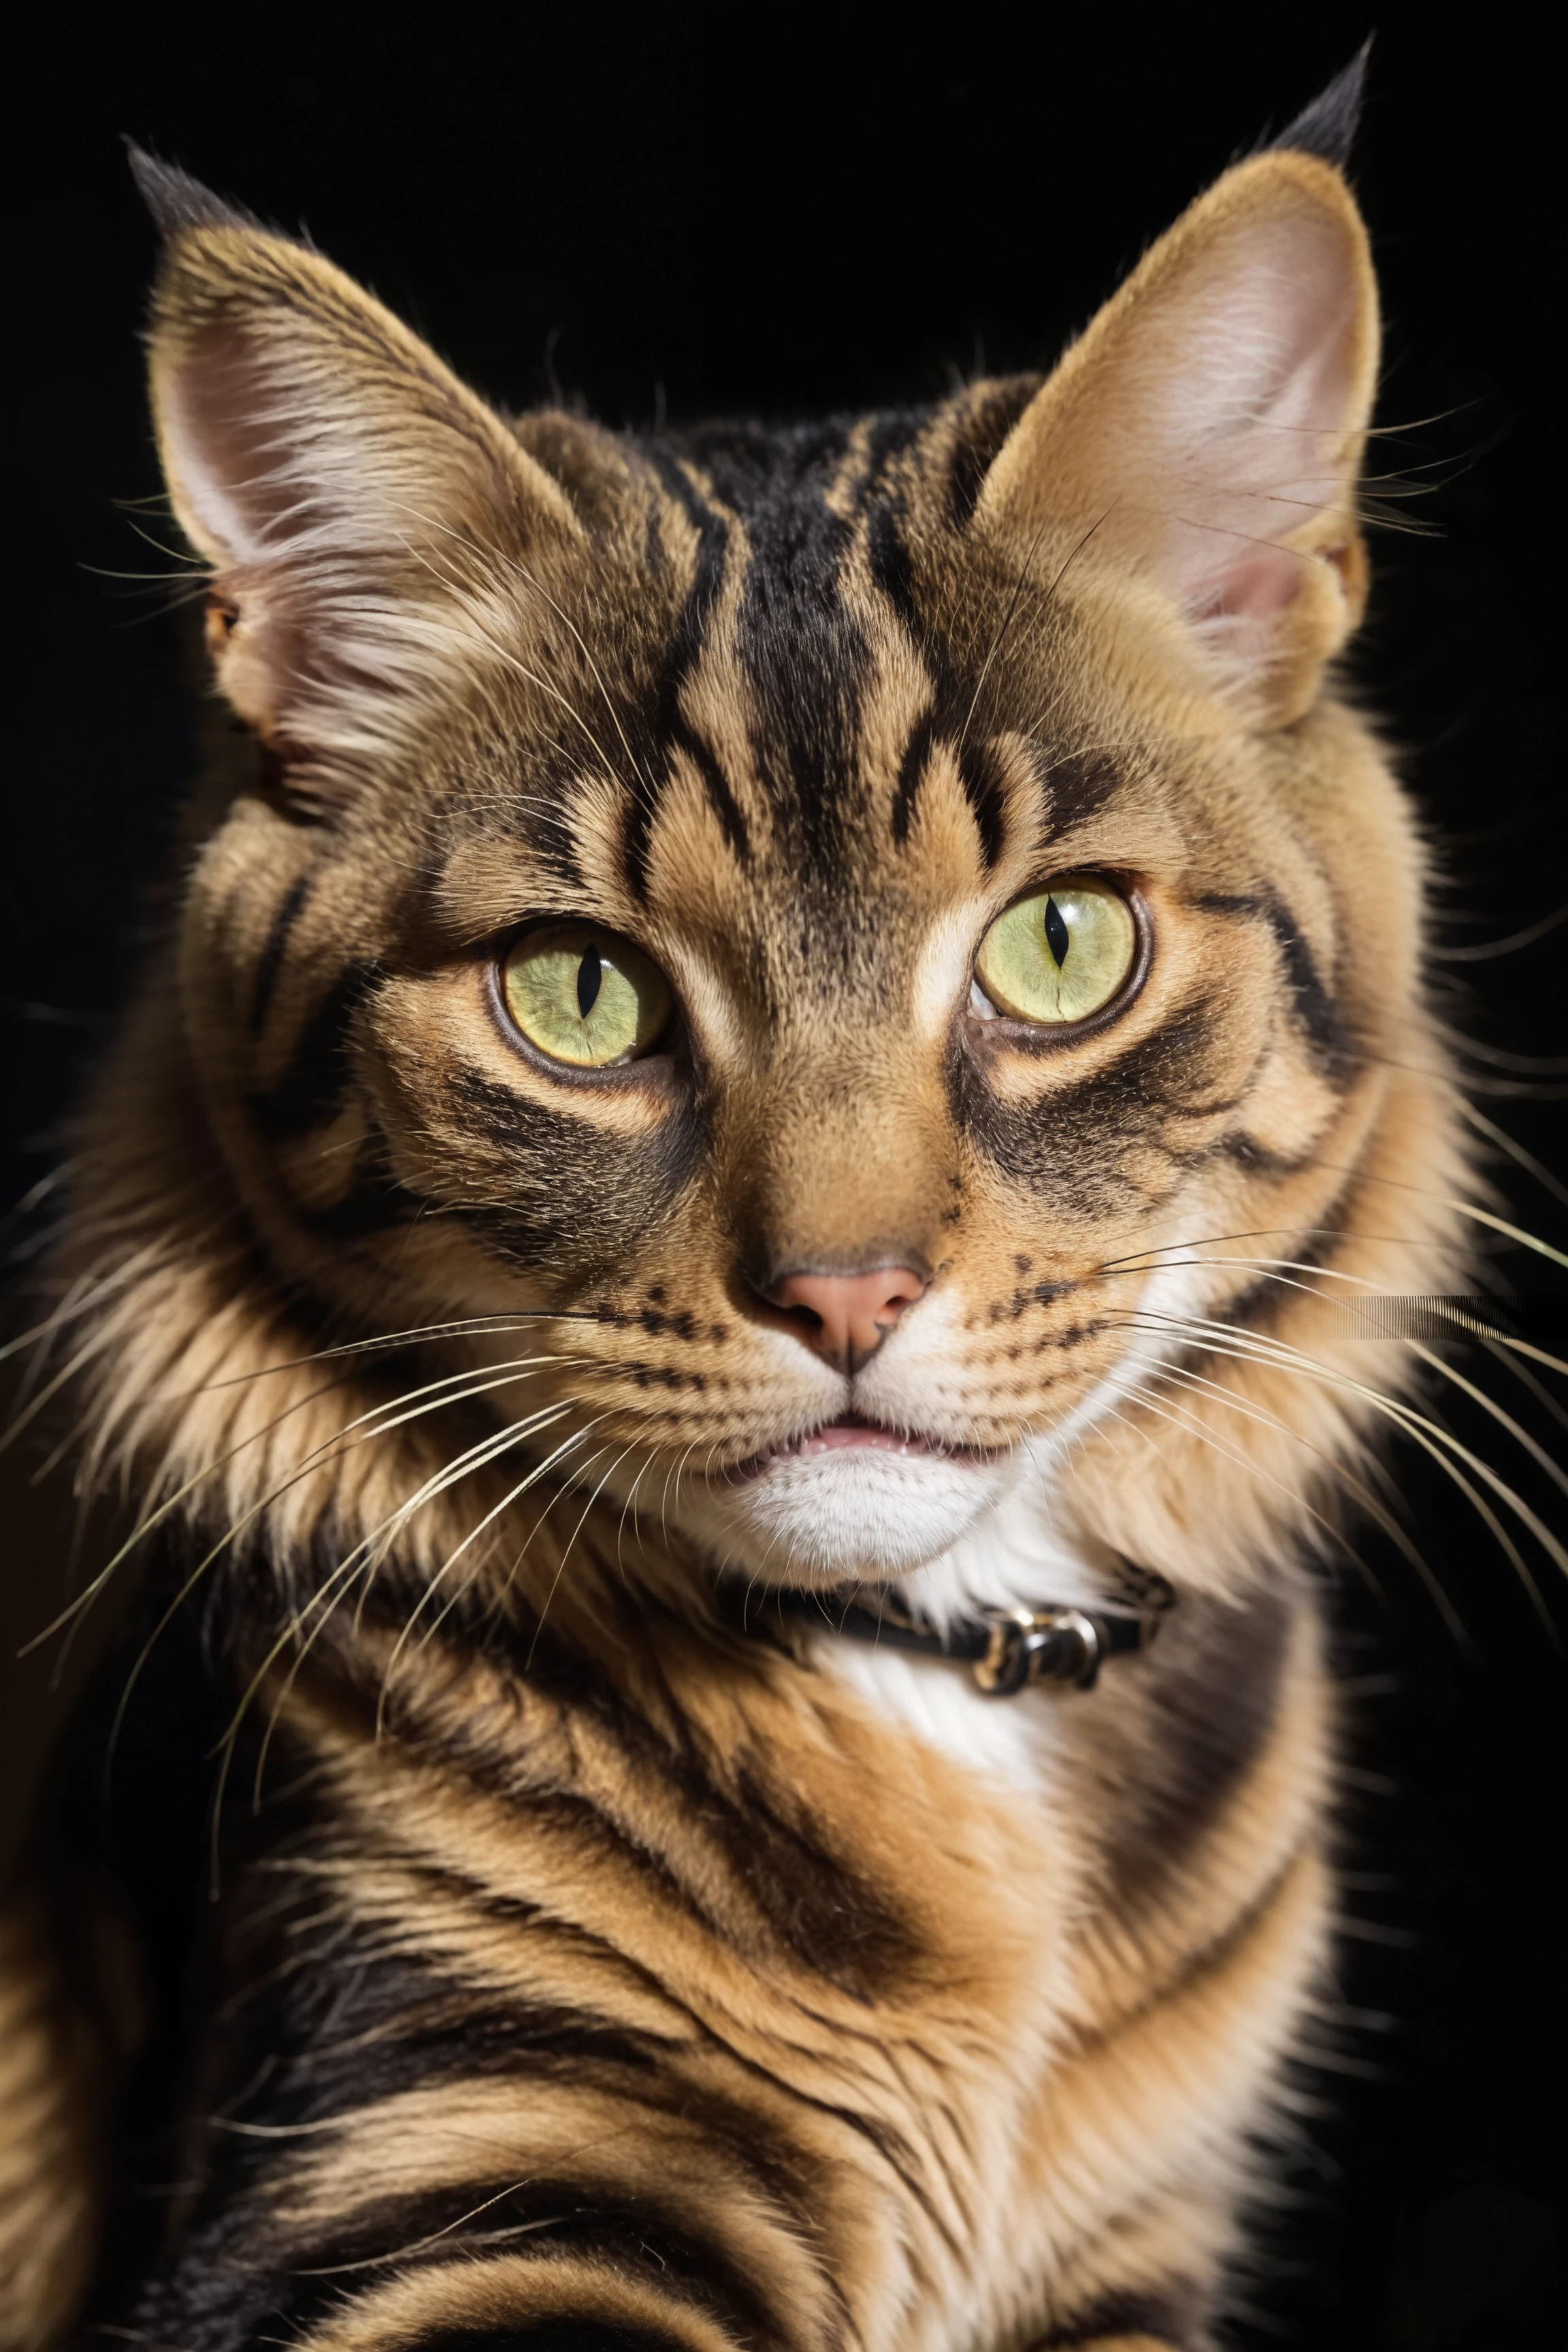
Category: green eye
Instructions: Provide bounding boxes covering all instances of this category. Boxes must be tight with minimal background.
[502,924,672,1068]
[975,879,1137,1026]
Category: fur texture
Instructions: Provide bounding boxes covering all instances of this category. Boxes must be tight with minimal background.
[2,56,1482,2349]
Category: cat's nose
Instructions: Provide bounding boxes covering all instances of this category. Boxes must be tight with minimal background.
[765,1267,929,1375]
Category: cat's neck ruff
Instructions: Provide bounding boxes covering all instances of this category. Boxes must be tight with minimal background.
[881,1454,1127,1631]
[750,1471,1148,1784]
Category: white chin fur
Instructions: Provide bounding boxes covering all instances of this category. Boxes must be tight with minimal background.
[677,1446,1017,1584]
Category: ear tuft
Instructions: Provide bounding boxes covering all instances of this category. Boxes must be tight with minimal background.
[140,182,591,808]
[1263,40,1371,169]
[125,142,263,242]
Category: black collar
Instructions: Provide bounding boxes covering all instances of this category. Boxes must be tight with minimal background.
[754,1563,1175,1698]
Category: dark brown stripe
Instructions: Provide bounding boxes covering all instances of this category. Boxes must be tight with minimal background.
[668,712,751,866]
[674,419,868,877]
[446,1067,701,1271]
[1101,1587,1292,1906]
[947,378,1039,528]
[867,500,914,627]
[953,999,1228,1212]
[250,961,380,1141]
[393,2327,696,2352]
[247,872,312,1039]
[1041,748,1127,835]
[957,734,1008,868]
[1194,889,1351,1075]
[287,1164,424,1241]
[118,2183,789,2352]
[858,411,930,634]
[380,1615,922,2002]
[630,455,732,900]
[853,407,930,496]
[891,710,939,845]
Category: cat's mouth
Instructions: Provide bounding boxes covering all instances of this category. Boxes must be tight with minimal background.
[672,1411,1023,1580]
[726,1414,1004,1484]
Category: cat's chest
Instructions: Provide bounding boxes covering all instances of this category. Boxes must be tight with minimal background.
[793,1634,1068,1793]
[786,1490,1129,1792]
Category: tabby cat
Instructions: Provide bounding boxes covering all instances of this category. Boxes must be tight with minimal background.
[1,53,1482,2351]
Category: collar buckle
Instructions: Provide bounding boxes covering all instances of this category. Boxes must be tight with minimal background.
[975,1605,1103,1697]
[753,1565,1173,1698]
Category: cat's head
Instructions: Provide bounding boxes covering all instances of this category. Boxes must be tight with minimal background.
[95,70,1465,1605]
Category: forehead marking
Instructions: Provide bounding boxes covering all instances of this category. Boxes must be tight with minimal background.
[621,455,748,902]
[958,736,1008,869]
[891,708,939,845]
[891,714,1008,871]
[705,430,867,876]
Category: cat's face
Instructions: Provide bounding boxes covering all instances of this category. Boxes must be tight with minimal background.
[142,141,1414,1590]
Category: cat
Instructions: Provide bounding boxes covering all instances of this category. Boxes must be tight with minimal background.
[0,50,1482,2351]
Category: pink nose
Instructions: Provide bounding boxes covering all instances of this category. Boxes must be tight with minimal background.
[767,1267,928,1374]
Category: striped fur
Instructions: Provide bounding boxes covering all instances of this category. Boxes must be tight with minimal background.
[3,66,1477,2351]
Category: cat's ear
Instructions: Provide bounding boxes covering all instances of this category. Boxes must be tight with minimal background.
[975,131,1378,724]
[132,148,584,808]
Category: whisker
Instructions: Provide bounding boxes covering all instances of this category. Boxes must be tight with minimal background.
[1405,1340,1568,1505]
[1084,1223,1432,1282]
[615,1454,655,1584]
[1132,1357,1456,1640]
[3,1293,176,1450]
[1285,1165,1568,1277]
[1435,1022,1568,1077]
[380,1414,617,1707]
[1458,1102,1568,1216]
[239,1401,584,1825]
[1428,900,1568,962]
[2,1211,257,1379]
[106,1381,578,1812]
[519,1437,635,1675]
[408,510,664,806]
[1114,1309,1564,1629]
[150,1311,585,1399]
[20,1352,576,1655]
[1110,1368,1423,1631]
[1479,1337,1568,1437]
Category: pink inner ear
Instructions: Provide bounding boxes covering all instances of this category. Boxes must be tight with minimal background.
[161,333,300,568]
[157,316,425,756]
[1186,544,1311,625]
[1148,211,1362,632]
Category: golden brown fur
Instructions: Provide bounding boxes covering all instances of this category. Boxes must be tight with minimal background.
[0,66,1487,2351]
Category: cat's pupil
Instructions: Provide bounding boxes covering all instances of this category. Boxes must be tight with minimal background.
[576,945,602,1018]
[1043,896,1070,969]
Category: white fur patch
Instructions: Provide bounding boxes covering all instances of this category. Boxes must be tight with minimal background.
[678,1444,1018,1586]
[591,1245,1214,1784]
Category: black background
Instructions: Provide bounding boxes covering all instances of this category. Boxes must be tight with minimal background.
[1,6,1561,2344]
